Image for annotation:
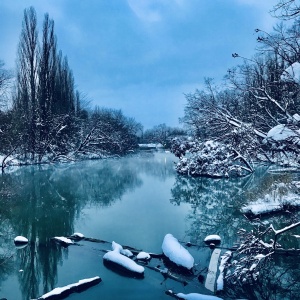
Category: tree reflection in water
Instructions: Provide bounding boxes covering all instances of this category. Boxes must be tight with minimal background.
[0,154,161,299]
[170,166,300,300]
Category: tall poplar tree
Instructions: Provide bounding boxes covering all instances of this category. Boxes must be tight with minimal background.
[14,6,39,158]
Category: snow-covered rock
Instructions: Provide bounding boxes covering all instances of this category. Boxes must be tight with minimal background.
[111,241,134,257]
[53,237,74,246]
[136,251,151,260]
[162,234,194,270]
[204,235,221,244]
[111,241,123,252]
[71,232,84,239]
[103,241,145,276]
[37,276,101,299]
[120,249,134,257]
[14,236,28,244]
[103,251,144,275]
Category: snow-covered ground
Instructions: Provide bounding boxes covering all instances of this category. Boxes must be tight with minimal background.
[241,192,300,215]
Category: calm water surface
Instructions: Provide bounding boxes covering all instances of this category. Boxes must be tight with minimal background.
[0,152,299,300]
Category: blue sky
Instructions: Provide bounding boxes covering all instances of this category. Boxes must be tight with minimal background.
[0,0,278,129]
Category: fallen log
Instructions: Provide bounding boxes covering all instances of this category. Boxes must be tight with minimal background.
[145,265,188,286]
[37,276,101,300]
[165,289,223,299]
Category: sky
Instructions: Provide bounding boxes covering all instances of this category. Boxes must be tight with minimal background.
[0,0,279,129]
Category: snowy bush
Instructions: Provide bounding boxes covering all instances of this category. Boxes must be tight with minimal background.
[172,139,253,178]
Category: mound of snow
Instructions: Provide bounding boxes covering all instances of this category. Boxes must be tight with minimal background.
[103,251,144,274]
[14,236,28,244]
[136,251,151,260]
[53,237,73,245]
[103,241,145,275]
[267,124,300,141]
[176,292,223,300]
[120,249,134,257]
[162,234,194,270]
[112,241,123,252]
[71,232,84,239]
[204,235,221,243]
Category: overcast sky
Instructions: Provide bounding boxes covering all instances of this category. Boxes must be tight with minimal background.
[0,0,279,129]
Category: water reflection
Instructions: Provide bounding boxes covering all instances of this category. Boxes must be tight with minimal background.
[0,152,175,299]
[170,166,299,246]
[170,174,254,247]
[170,166,300,300]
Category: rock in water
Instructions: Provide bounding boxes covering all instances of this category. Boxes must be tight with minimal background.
[162,234,194,270]
[14,236,28,244]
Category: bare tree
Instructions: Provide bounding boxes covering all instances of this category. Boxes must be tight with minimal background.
[0,60,13,109]
[271,0,300,20]
[14,6,39,159]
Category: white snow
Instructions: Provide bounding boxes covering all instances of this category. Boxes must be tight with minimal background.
[103,241,145,274]
[120,249,134,257]
[53,236,73,245]
[267,124,300,141]
[241,193,300,215]
[14,236,28,243]
[136,251,151,260]
[72,232,84,238]
[138,143,163,149]
[38,276,101,299]
[216,251,231,291]
[111,241,134,257]
[162,234,194,270]
[204,235,221,243]
[205,248,221,292]
[103,251,144,274]
[176,292,223,300]
[281,62,300,82]
[254,254,266,260]
[270,221,300,235]
[111,241,123,252]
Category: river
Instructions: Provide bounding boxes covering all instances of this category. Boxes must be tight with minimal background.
[0,151,299,299]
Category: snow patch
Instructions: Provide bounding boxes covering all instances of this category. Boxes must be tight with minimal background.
[103,251,144,274]
[216,251,231,291]
[281,62,300,82]
[71,232,84,239]
[176,292,223,300]
[204,235,221,243]
[162,234,194,270]
[266,124,300,141]
[103,241,145,275]
[37,276,101,299]
[136,251,151,260]
[14,236,28,244]
[53,237,73,245]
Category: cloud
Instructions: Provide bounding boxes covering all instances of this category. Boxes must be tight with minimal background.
[127,0,189,23]
[127,0,162,22]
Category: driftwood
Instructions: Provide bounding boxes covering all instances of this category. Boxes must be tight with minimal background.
[145,265,188,286]
[37,276,102,300]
